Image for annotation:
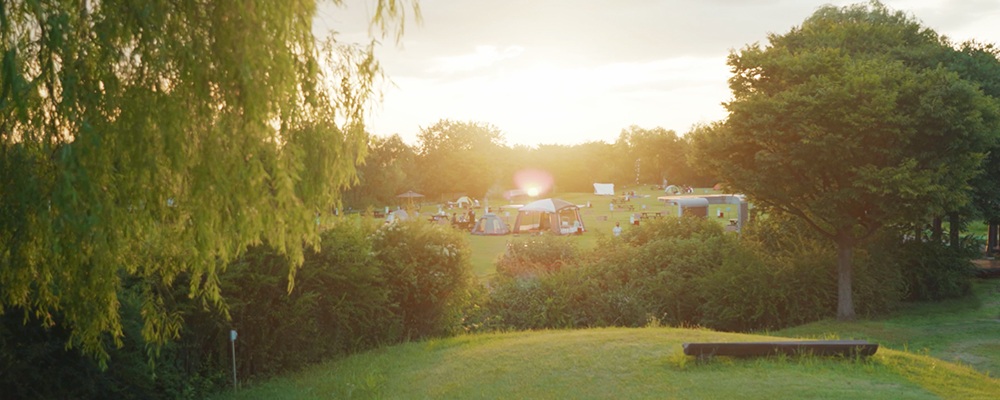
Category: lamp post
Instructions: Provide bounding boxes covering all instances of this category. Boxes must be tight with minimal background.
[230,330,238,391]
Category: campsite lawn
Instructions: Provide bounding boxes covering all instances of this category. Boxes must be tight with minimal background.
[211,327,999,400]
[772,279,1000,378]
[416,185,730,278]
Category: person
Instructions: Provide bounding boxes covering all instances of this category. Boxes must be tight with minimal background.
[474,199,480,207]
[451,213,457,225]
[613,222,622,236]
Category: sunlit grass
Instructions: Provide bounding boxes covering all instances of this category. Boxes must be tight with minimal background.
[416,186,732,277]
[773,280,1000,377]
[211,327,999,400]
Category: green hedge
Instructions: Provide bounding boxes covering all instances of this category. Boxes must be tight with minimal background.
[476,214,917,333]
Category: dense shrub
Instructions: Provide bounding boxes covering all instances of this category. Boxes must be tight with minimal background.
[478,213,918,334]
[219,221,395,379]
[865,231,978,301]
[0,284,222,400]
[369,220,473,338]
[495,235,578,278]
[739,213,905,321]
[1,218,475,398]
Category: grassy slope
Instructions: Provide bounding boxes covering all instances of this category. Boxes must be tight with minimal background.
[773,280,1000,377]
[214,327,999,400]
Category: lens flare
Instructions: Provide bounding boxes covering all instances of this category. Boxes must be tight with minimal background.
[512,169,554,198]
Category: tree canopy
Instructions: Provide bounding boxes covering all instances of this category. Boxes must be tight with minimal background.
[689,1,1000,320]
[0,0,413,362]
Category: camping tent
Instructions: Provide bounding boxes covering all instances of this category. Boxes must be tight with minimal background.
[593,183,615,196]
[456,196,472,208]
[385,210,409,223]
[472,213,510,236]
[512,198,585,236]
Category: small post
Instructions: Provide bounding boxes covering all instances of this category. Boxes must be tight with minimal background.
[230,329,238,391]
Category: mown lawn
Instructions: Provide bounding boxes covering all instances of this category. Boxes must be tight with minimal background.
[773,279,1000,377]
[212,327,999,400]
[418,186,731,278]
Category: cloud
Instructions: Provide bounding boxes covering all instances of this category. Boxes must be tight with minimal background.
[429,46,525,74]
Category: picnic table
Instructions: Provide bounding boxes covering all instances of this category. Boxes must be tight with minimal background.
[373,210,385,218]
[640,212,662,219]
[617,204,635,212]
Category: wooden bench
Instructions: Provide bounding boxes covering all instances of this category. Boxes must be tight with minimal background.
[682,340,878,357]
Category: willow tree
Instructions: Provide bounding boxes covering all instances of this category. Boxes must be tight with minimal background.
[689,2,1000,321]
[0,0,417,362]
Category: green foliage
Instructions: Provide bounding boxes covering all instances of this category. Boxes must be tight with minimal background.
[219,222,395,379]
[0,286,223,400]
[415,119,507,199]
[479,214,913,334]
[370,220,474,338]
[342,134,418,210]
[0,0,414,362]
[613,126,715,186]
[688,1,1000,319]
[1,216,475,397]
[495,235,578,278]
[865,232,978,301]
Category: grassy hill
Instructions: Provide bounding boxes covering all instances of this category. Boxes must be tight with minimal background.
[774,280,1000,377]
[212,327,999,400]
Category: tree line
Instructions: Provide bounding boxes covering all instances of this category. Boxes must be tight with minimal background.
[341,121,715,209]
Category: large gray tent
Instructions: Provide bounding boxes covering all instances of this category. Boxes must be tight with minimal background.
[472,213,509,236]
[512,198,585,236]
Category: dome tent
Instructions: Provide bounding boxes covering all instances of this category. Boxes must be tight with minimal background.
[472,213,509,236]
[512,198,585,236]
[385,209,409,223]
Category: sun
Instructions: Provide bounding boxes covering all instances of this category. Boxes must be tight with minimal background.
[527,187,539,197]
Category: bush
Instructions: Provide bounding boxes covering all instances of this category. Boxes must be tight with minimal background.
[0,218,476,398]
[370,220,473,338]
[478,213,916,335]
[218,221,395,379]
[495,235,578,278]
[865,231,977,301]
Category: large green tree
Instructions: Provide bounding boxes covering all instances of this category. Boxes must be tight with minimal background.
[690,2,1000,320]
[415,119,505,199]
[0,0,413,361]
[341,133,417,210]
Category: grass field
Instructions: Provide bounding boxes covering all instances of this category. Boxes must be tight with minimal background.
[212,326,1000,400]
[773,279,1000,377]
[412,186,731,278]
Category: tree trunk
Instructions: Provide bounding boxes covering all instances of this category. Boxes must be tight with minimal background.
[931,217,942,242]
[949,212,960,249]
[988,223,998,256]
[836,241,856,322]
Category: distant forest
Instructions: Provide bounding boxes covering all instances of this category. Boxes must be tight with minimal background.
[342,119,715,209]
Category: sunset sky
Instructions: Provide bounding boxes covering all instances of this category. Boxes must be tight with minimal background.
[315,0,1000,146]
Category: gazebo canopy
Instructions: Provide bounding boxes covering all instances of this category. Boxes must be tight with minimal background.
[396,190,424,198]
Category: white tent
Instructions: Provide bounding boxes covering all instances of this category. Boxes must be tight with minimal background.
[385,209,409,223]
[513,198,585,235]
[593,183,615,196]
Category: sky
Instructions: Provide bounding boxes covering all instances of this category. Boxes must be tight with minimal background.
[313,0,1000,146]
